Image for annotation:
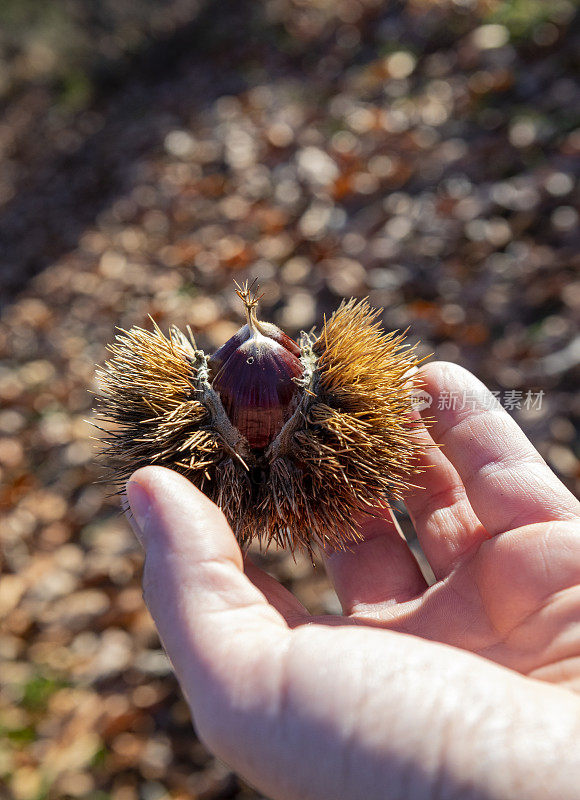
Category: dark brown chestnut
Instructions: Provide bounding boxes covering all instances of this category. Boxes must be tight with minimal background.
[211,285,303,449]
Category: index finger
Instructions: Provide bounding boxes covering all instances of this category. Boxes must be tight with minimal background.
[419,362,580,536]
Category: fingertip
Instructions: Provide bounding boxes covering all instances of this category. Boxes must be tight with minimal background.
[128,464,216,509]
[325,506,400,554]
[417,361,580,534]
[126,465,242,568]
[416,360,496,436]
[418,360,477,395]
[324,507,427,612]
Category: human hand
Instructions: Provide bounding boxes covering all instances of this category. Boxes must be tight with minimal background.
[126,362,580,800]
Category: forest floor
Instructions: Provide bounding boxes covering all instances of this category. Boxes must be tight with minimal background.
[1,1,579,798]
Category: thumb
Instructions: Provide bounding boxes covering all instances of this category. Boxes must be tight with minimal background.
[125,467,288,727]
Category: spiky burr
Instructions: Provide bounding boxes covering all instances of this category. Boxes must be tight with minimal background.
[96,282,427,553]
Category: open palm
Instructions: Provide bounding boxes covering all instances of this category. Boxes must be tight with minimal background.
[243,362,580,687]
[128,362,580,800]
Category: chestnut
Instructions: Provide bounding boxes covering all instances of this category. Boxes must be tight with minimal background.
[96,282,427,553]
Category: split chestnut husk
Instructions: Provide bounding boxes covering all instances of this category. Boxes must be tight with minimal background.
[96,282,427,553]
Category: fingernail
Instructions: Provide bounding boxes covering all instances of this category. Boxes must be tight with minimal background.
[126,481,152,548]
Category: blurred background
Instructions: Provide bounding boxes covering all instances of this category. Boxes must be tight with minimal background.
[1,0,579,798]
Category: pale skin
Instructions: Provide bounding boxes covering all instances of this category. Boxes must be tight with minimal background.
[126,362,580,800]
